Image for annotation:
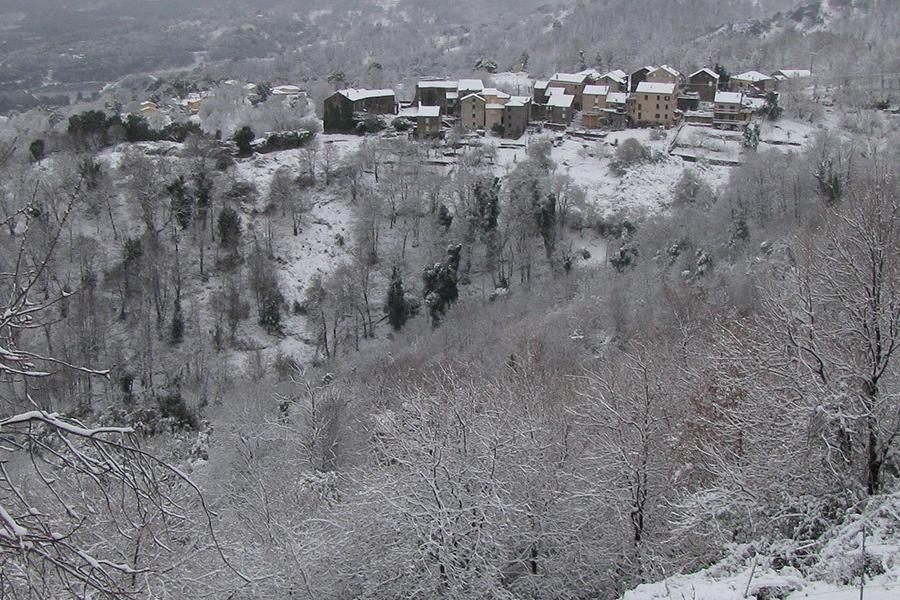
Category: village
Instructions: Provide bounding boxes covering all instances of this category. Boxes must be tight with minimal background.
[320,65,811,139]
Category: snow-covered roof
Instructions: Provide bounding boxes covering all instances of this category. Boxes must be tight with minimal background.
[606,92,628,105]
[632,66,655,75]
[577,68,603,79]
[601,70,627,83]
[715,91,743,104]
[689,68,720,80]
[458,79,484,91]
[583,85,610,96]
[417,105,441,118]
[460,93,485,103]
[550,72,588,85]
[397,106,419,118]
[743,96,766,110]
[547,86,567,95]
[534,80,549,90]
[636,82,676,95]
[774,69,811,79]
[418,80,458,89]
[272,85,303,95]
[546,94,575,108]
[733,70,772,82]
[485,103,505,110]
[653,65,681,77]
[482,88,511,99]
[339,88,395,102]
[446,91,459,100]
[509,95,531,104]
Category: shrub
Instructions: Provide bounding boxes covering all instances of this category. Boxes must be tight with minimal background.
[611,138,650,175]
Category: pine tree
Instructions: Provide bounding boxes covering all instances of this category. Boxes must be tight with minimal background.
[385,267,409,331]
[233,126,255,157]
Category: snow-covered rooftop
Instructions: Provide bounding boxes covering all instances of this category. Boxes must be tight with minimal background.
[715,91,743,104]
[339,88,395,102]
[546,94,575,108]
[460,93,485,103]
[606,92,628,105]
[653,64,681,77]
[534,80,549,89]
[417,105,441,118]
[636,82,676,95]
[417,80,458,89]
[550,72,588,85]
[602,70,628,83]
[458,79,485,91]
[733,70,772,82]
[689,68,720,80]
[482,88,511,99]
[272,85,303,95]
[583,85,610,96]
[774,69,811,79]
[485,103,505,110]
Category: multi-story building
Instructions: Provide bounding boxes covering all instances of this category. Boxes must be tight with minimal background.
[713,91,750,129]
[686,68,720,102]
[632,82,678,127]
[460,93,486,131]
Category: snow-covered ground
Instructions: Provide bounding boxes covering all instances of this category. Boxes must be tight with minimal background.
[492,128,731,217]
[623,492,900,600]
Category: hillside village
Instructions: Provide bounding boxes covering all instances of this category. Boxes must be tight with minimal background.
[318,65,809,137]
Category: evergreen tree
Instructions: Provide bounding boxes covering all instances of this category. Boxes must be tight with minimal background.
[218,208,242,253]
[123,114,155,142]
[423,244,462,327]
[233,126,255,157]
[762,91,783,121]
[29,139,45,162]
[385,267,410,331]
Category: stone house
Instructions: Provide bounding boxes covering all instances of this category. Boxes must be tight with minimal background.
[686,68,720,102]
[323,88,396,133]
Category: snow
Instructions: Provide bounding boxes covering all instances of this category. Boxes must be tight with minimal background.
[636,82,676,95]
[583,85,610,96]
[492,129,729,217]
[652,64,681,77]
[416,105,440,118]
[551,72,588,85]
[607,92,628,106]
[623,492,900,600]
[491,71,535,91]
[417,80,458,90]
[734,70,773,82]
[775,69,812,79]
[339,88,395,102]
[546,94,575,108]
[715,91,744,104]
[457,79,485,91]
[482,88,511,100]
[690,68,720,80]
